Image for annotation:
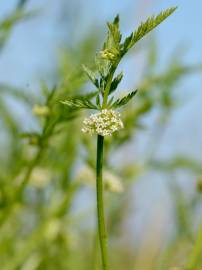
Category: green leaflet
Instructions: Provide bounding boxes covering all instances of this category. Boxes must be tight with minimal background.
[107,15,122,48]
[82,64,99,88]
[112,90,138,108]
[122,7,177,54]
[61,98,97,110]
[109,72,123,95]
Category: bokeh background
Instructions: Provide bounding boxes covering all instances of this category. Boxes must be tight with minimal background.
[0,1,202,269]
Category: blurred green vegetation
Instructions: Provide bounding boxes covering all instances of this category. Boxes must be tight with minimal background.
[0,2,202,270]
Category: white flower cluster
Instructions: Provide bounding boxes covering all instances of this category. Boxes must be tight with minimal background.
[81,109,124,136]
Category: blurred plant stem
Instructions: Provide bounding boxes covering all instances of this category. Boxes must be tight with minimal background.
[91,232,99,270]
[96,135,110,270]
[186,223,202,270]
[0,90,57,228]
[2,182,78,270]
[0,147,43,227]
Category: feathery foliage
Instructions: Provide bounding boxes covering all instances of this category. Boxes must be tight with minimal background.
[112,90,138,108]
[61,97,98,110]
[122,7,177,54]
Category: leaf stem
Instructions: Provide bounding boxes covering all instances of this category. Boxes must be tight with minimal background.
[102,71,114,108]
[102,61,120,108]
[96,135,110,270]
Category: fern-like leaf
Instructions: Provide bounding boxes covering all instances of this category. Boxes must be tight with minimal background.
[82,65,99,88]
[122,7,177,53]
[107,14,122,48]
[109,72,123,94]
[61,98,97,110]
[112,90,138,108]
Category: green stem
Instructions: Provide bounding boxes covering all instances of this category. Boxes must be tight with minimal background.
[186,223,202,269]
[102,72,114,108]
[102,61,120,108]
[96,135,110,270]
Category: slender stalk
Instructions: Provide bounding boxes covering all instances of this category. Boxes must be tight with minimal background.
[96,135,110,270]
[102,71,115,108]
[102,60,120,109]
